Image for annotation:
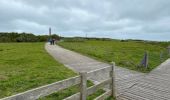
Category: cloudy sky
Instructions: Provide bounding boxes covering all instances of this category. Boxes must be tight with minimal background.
[0,0,170,41]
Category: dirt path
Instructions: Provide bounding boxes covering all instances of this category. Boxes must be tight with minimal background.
[45,43,170,99]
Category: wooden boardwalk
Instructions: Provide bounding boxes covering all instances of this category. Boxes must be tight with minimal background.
[118,59,170,100]
[45,43,170,100]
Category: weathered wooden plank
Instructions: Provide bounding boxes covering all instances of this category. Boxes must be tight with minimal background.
[87,78,111,96]
[141,77,170,86]
[63,93,80,100]
[126,85,170,100]
[138,79,170,92]
[147,74,170,81]
[120,92,149,100]
[150,71,170,77]
[1,76,81,100]
[94,90,111,100]
[64,78,112,100]
[126,90,170,100]
[87,66,111,78]
[136,82,170,94]
[116,75,143,84]
[136,81,170,94]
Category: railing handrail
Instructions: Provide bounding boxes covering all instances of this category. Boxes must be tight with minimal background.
[1,76,81,100]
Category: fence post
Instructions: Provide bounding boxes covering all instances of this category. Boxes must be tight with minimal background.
[110,62,116,98]
[160,51,163,62]
[80,72,87,100]
[145,52,149,68]
[140,51,149,68]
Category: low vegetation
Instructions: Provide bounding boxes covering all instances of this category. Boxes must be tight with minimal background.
[59,39,170,72]
[0,43,76,98]
[0,32,60,42]
[1,37,168,99]
[0,42,107,99]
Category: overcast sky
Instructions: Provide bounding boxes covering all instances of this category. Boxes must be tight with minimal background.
[0,0,170,41]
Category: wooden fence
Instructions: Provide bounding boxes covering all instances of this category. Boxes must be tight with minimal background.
[1,62,116,100]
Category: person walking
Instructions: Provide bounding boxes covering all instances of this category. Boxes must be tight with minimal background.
[52,38,55,45]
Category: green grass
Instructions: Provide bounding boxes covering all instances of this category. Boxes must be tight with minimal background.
[1,40,168,99]
[58,40,170,72]
[0,43,77,98]
[0,42,105,99]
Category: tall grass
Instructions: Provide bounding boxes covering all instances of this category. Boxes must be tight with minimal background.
[0,43,76,98]
[59,40,170,72]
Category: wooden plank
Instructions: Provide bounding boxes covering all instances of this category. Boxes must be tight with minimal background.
[120,77,170,99]
[87,78,111,96]
[87,66,111,78]
[138,79,170,89]
[134,83,170,96]
[94,90,111,100]
[142,77,170,86]
[135,82,170,94]
[126,85,170,100]
[120,92,149,100]
[150,72,170,77]
[64,78,112,100]
[126,89,170,100]
[63,93,80,100]
[138,79,170,91]
[1,76,81,100]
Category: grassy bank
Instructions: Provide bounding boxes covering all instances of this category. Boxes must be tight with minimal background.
[0,43,77,98]
[58,40,170,72]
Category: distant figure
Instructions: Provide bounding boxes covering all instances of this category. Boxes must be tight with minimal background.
[52,38,55,45]
[49,38,52,45]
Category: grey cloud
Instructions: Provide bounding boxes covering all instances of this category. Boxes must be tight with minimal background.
[0,0,170,41]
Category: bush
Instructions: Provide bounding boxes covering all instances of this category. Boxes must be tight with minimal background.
[0,32,60,42]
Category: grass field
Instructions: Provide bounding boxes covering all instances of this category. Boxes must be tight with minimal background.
[0,42,108,100]
[0,43,77,98]
[59,40,170,72]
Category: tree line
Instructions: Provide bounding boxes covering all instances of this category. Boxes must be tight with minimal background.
[0,32,60,42]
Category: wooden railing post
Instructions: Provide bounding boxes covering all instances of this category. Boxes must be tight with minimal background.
[160,51,163,62]
[145,52,149,68]
[110,62,116,98]
[80,72,87,100]
[140,51,149,68]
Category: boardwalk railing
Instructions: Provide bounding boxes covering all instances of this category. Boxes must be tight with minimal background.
[1,62,116,100]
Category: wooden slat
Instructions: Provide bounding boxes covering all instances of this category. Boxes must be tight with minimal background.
[63,93,80,100]
[87,78,111,96]
[87,66,111,78]
[64,78,112,100]
[120,92,149,100]
[1,76,81,100]
[126,86,170,100]
[94,90,111,100]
